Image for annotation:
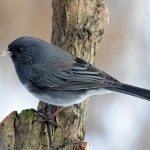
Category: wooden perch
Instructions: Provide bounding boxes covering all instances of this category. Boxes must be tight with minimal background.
[0,0,109,149]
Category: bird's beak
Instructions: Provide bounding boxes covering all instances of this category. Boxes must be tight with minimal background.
[0,49,12,57]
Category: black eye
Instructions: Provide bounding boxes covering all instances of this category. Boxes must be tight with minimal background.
[17,47,24,53]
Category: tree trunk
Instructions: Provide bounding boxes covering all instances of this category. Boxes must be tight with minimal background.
[0,0,109,150]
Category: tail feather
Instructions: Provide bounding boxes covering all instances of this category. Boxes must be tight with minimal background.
[105,84,150,101]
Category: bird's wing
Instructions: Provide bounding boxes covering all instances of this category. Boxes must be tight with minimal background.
[30,57,120,90]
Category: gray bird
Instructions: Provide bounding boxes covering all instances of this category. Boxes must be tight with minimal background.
[1,36,150,107]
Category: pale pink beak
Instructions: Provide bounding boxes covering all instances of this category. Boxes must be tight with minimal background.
[0,49,12,57]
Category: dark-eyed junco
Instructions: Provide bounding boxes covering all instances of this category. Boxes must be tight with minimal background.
[1,36,150,107]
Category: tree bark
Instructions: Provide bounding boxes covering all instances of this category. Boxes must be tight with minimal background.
[0,0,109,150]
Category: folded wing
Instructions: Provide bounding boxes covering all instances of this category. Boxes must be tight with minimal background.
[30,57,121,90]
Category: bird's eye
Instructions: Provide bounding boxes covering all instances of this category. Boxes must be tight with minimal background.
[17,47,24,53]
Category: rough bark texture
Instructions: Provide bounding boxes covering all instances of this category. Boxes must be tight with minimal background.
[0,0,109,150]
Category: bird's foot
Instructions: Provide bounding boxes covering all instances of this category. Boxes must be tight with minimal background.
[31,106,64,128]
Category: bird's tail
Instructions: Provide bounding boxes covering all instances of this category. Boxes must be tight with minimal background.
[105,83,150,101]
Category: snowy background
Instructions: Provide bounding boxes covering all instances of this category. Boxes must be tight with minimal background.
[1,0,150,150]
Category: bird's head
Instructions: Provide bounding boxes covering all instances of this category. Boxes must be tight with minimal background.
[1,36,49,65]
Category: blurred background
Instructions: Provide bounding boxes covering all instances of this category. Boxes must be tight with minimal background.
[0,0,150,150]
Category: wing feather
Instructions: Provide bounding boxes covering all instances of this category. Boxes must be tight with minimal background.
[30,57,120,90]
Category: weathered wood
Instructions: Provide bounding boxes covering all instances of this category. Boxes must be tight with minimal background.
[0,0,109,149]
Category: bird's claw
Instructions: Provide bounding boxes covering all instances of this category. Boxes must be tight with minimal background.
[31,108,62,128]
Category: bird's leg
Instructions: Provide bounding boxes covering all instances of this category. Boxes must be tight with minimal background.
[47,106,64,119]
[31,106,64,128]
